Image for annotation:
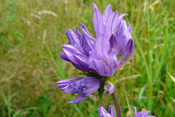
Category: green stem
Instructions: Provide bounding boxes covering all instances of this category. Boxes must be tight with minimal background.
[146,0,152,111]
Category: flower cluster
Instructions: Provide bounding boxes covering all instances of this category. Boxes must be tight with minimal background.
[56,3,155,117]
[57,3,134,104]
[58,3,134,77]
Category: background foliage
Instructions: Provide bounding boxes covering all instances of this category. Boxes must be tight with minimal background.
[0,0,175,116]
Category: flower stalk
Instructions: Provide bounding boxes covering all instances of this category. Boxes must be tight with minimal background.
[112,90,121,117]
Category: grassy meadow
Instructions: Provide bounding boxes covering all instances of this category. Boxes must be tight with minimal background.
[0,0,175,116]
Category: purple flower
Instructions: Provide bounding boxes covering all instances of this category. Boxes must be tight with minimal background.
[58,3,134,77]
[91,3,134,74]
[133,106,156,117]
[115,21,134,69]
[58,23,95,72]
[98,105,115,117]
[104,81,114,94]
[56,77,101,104]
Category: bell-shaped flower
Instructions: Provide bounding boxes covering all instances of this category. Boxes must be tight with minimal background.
[88,3,129,76]
[98,105,115,117]
[58,23,95,72]
[56,77,101,104]
[133,106,156,117]
[115,20,134,69]
[104,81,114,94]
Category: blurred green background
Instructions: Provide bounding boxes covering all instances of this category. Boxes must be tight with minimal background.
[0,0,175,116]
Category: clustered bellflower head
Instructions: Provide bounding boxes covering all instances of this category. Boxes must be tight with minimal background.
[98,105,115,117]
[58,3,134,76]
[133,106,156,117]
[57,3,134,104]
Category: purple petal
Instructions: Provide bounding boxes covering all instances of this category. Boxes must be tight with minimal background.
[108,105,115,117]
[61,45,86,61]
[127,24,132,36]
[133,106,156,117]
[120,39,134,63]
[90,34,115,60]
[58,52,70,61]
[66,29,81,48]
[93,3,104,38]
[56,77,82,94]
[74,27,82,44]
[88,34,110,68]
[104,11,119,39]
[133,106,137,114]
[61,45,91,71]
[80,24,96,55]
[118,13,128,25]
[68,93,85,104]
[137,110,151,116]
[93,34,110,58]
[89,59,106,76]
[89,58,118,76]
[102,4,113,23]
[98,105,112,117]
[71,55,92,71]
[80,23,91,35]
[80,77,101,96]
[109,34,117,51]
[116,20,132,57]
[104,12,127,39]
[104,59,118,76]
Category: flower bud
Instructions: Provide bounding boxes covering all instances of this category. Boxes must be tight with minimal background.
[104,81,114,94]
